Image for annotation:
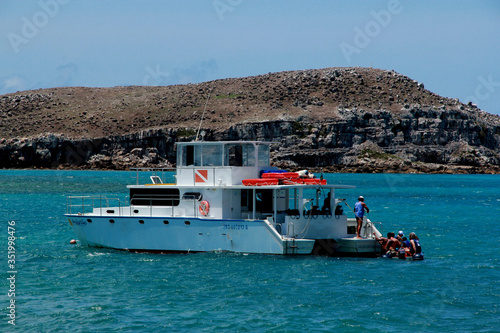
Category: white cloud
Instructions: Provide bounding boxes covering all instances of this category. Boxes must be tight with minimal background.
[0,75,29,94]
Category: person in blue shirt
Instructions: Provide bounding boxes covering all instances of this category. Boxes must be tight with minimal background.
[401,236,411,249]
[354,196,369,238]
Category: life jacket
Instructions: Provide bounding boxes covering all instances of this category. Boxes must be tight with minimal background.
[414,239,421,254]
[411,239,422,254]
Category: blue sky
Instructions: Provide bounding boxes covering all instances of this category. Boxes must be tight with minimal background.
[1,0,499,115]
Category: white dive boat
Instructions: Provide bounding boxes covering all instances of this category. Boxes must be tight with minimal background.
[66,141,383,256]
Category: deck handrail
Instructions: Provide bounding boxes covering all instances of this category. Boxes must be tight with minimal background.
[66,195,125,215]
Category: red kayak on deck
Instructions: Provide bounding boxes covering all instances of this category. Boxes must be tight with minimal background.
[261,172,300,179]
[242,178,280,186]
[282,178,327,185]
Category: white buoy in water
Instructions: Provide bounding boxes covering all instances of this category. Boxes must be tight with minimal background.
[70,239,77,244]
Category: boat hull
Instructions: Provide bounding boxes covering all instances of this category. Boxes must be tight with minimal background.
[311,238,381,257]
[66,215,315,255]
[67,214,382,257]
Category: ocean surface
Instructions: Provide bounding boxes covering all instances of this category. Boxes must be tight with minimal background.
[1,170,499,332]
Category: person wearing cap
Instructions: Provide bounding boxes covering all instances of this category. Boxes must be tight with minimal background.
[354,196,369,238]
[396,231,404,242]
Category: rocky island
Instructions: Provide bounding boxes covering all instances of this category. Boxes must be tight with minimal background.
[1,67,499,173]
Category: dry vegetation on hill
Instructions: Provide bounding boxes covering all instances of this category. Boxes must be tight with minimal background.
[2,67,487,139]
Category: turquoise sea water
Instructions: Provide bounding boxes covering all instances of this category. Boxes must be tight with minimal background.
[1,170,499,332]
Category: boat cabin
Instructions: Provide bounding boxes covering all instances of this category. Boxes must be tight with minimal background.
[124,141,354,239]
[175,141,272,186]
[66,140,382,256]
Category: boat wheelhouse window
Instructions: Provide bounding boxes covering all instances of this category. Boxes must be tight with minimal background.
[181,145,201,166]
[130,188,180,206]
[258,144,270,166]
[180,144,222,166]
[226,144,242,166]
[225,143,255,166]
[182,192,203,201]
[202,144,222,166]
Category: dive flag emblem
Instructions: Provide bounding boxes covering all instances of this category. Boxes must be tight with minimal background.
[195,170,208,183]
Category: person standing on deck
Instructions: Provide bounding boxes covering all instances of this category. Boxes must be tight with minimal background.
[354,196,369,238]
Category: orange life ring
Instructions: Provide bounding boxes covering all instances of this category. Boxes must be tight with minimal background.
[199,200,210,216]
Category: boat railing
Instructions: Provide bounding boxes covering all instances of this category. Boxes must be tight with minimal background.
[66,195,126,215]
[268,221,284,236]
[365,219,383,239]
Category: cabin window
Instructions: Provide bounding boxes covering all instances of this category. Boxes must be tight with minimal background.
[225,143,255,166]
[258,144,270,166]
[185,145,194,166]
[255,189,273,213]
[181,145,201,166]
[182,192,203,201]
[202,144,222,166]
[226,144,242,166]
[240,189,273,212]
[130,188,180,206]
[243,144,255,166]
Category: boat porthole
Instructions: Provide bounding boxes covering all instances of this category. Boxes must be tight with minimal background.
[139,220,145,224]
[109,219,115,223]
[163,220,169,225]
[133,209,139,213]
[185,221,191,225]
[106,210,115,213]
[87,219,92,223]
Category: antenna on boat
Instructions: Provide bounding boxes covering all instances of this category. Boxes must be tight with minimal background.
[196,85,214,141]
